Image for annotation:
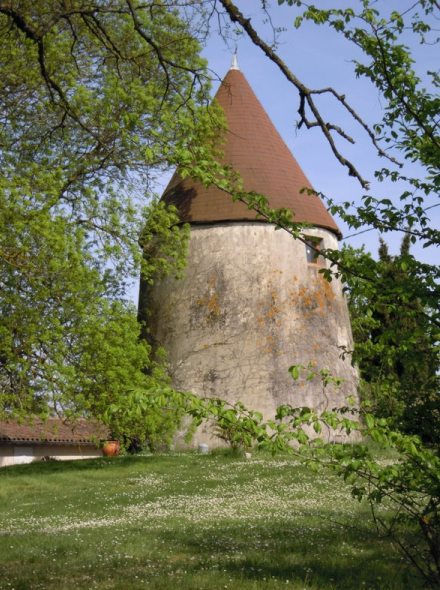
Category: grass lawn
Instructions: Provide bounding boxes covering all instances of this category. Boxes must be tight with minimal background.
[0,451,419,589]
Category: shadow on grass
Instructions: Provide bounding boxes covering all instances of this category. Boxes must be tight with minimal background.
[155,520,420,589]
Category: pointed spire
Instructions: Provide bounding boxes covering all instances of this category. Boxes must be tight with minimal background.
[162,68,341,237]
[230,52,239,71]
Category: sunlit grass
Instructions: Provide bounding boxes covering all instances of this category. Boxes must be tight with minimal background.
[0,452,420,589]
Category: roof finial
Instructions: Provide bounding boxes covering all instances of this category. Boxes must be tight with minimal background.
[230,51,239,71]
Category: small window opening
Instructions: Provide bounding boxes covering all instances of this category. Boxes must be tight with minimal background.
[305,237,323,265]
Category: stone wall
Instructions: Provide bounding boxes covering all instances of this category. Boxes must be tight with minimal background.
[0,444,103,467]
[146,222,358,445]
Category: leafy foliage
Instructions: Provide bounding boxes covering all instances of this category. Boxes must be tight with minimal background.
[0,1,222,446]
[345,237,439,445]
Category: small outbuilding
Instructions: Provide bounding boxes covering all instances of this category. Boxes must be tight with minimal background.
[0,418,109,467]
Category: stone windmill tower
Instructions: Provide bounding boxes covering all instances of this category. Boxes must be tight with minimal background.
[140,61,358,444]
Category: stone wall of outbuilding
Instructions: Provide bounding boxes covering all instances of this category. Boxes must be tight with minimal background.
[0,444,103,467]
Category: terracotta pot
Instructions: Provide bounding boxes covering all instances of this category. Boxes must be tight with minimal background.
[102,440,120,457]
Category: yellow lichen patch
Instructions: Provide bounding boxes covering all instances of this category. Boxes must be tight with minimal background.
[196,292,221,322]
[294,276,336,317]
[208,272,217,290]
[207,293,221,318]
[318,274,336,301]
[255,287,285,355]
[256,315,266,327]
[194,272,225,324]
[262,334,282,355]
[266,291,281,320]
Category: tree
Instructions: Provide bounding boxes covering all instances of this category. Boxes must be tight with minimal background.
[346,236,439,444]
[0,0,221,439]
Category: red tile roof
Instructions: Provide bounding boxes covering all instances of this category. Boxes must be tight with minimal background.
[0,418,109,445]
[163,68,341,237]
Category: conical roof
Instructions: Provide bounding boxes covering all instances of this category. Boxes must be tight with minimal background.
[163,67,341,237]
